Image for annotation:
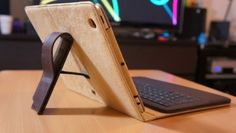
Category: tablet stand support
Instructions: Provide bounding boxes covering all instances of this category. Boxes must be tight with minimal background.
[32,32,89,114]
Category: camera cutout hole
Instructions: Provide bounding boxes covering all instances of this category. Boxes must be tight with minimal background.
[91,90,96,95]
[88,18,96,28]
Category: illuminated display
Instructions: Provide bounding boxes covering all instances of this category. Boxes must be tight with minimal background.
[93,0,180,26]
[37,0,183,30]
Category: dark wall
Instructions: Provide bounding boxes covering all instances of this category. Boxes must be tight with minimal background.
[0,1,10,14]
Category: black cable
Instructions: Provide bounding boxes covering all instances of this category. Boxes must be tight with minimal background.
[60,71,90,79]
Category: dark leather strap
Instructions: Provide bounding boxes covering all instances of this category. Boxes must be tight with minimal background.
[32,32,73,114]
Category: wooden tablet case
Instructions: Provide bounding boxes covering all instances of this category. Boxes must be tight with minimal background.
[25,2,152,121]
[26,2,232,122]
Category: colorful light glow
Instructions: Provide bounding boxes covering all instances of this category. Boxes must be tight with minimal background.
[99,0,178,25]
[112,0,120,16]
[92,0,98,3]
[40,0,56,5]
[150,0,178,26]
[101,0,121,22]
[172,0,178,25]
[163,4,173,18]
[214,66,222,73]
[150,0,170,6]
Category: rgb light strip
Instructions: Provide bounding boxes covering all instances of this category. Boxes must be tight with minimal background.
[150,0,178,25]
[150,0,169,5]
[40,0,56,4]
[112,0,119,16]
[172,0,178,25]
[94,0,121,22]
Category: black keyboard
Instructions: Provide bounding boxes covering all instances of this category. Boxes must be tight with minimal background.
[133,77,231,113]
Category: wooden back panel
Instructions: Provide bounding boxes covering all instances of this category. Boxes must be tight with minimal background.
[25,2,144,121]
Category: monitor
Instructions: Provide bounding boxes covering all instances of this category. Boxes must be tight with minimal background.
[93,0,184,32]
[34,0,184,32]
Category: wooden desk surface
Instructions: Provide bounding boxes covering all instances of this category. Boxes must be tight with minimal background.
[0,70,235,133]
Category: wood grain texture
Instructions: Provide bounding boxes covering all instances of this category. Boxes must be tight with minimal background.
[25,2,233,121]
[25,2,143,120]
[0,70,236,133]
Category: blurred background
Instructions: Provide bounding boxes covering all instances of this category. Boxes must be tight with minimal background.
[1,0,236,96]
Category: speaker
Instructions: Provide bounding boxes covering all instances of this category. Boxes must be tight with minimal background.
[180,7,207,39]
[0,1,9,14]
[209,21,230,42]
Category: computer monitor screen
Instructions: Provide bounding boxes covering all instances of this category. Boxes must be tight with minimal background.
[93,0,184,31]
[34,0,184,31]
